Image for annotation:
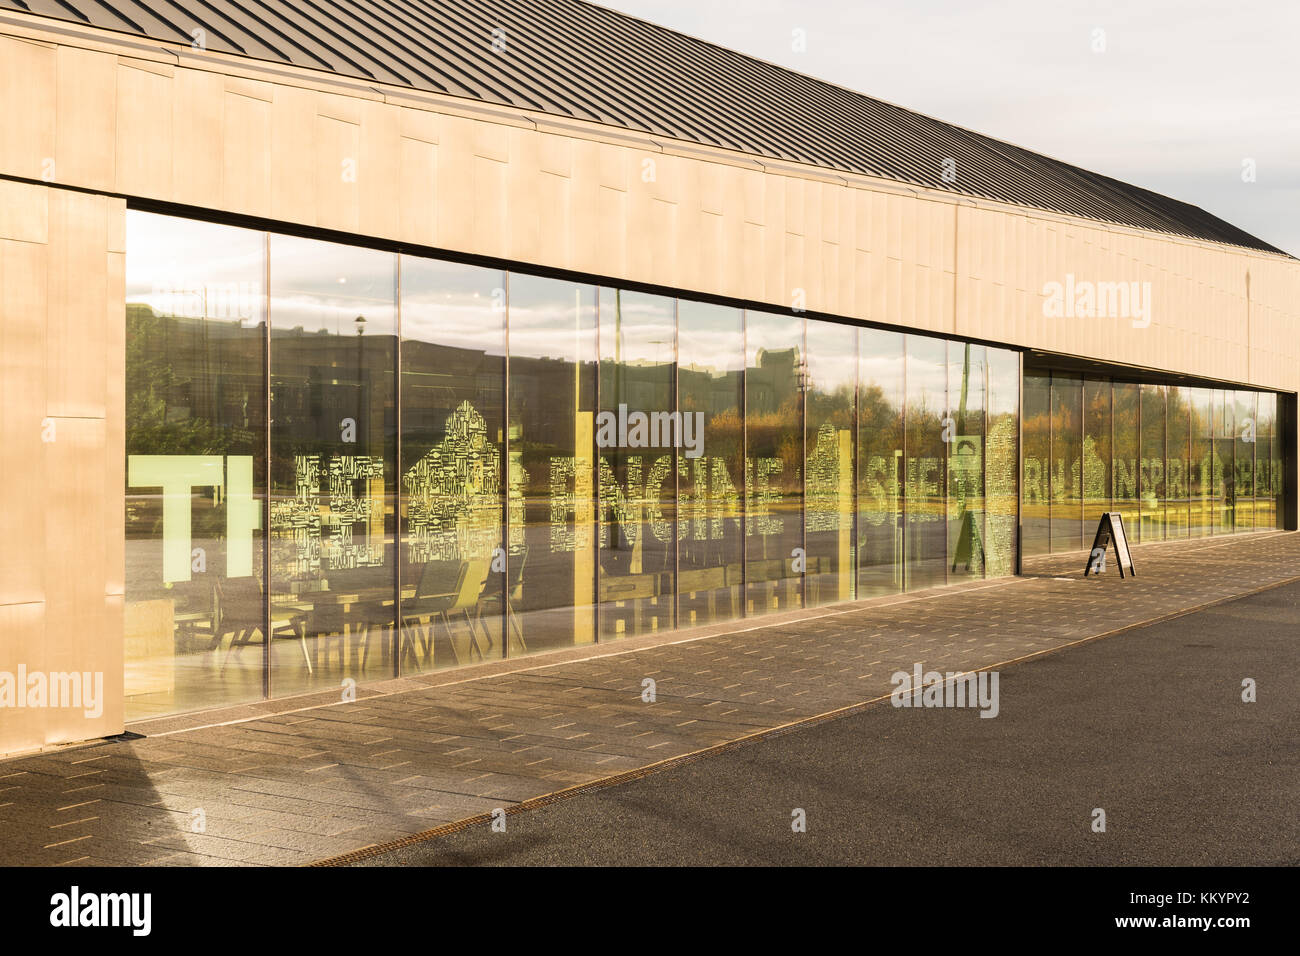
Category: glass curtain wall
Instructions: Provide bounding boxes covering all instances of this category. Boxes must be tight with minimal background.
[947,343,986,581]
[398,259,506,671]
[806,320,858,605]
[125,212,1297,721]
[677,301,745,626]
[1235,391,1257,532]
[745,310,806,614]
[1113,382,1141,539]
[1167,387,1190,539]
[857,330,905,595]
[1213,390,1234,533]
[1138,383,1166,543]
[124,215,267,719]
[1257,393,1278,530]
[1021,372,1051,557]
[1189,388,1214,536]
[985,348,1020,577]
[267,236,398,697]
[1050,373,1083,552]
[1024,371,1284,554]
[508,276,598,654]
[597,289,677,638]
[129,210,1297,721]
[1083,378,1111,524]
[905,336,948,589]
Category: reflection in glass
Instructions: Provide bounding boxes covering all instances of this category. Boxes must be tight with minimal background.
[124,212,267,719]
[1166,387,1190,538]
[1257,393,1278,530]
[1051,373,1082,551]
[268,236,397,696]
[1083,378,1111,526]
[598,289,676,637]
[1189,388,1214,537]
[1021,372,1051,556]
[1138,383,1165,542]
[858,330,905,594]
[906,336,947,589]
[1234,391,1256,531]
[125,213,1297,720]
[746,310,805,613]
[1212,390,1234,533]
[985,348,1019,577]
[508,276,598,652]
[1112,382,1140,543]
[677,302,744,625]
[948,343,986,580]
[399,258,505,672]
[806,320,858,603]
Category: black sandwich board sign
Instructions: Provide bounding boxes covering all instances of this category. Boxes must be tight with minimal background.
[1085,512,1135,578]
[951,508,985,572]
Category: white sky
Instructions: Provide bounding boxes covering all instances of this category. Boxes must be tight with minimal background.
[598,0,1299,257]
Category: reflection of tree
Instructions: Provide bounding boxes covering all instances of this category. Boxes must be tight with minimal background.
[126,305,255,543]
[745,396,803,490]
[126,304,252,456]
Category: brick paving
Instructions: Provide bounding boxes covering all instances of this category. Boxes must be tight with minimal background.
[1,531,1296,867]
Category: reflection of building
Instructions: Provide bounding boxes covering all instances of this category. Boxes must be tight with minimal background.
[1,0,1296,755]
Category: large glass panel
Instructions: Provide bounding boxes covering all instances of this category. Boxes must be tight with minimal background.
[508,276,598,654]
[1270,394,1285,530]
[1212,389,1234,533]
[1021,372,1051,557]
[905,336,947,589]
[677,301,744,626]
[124,212,267,719]
[598,289,676,637]
[268,237,397,696]
[1257,393,1278,530]
[745,310,805,614]
[985,347,1019,578]
[1050,373,1083,551]
[1235,391,1256,531]
[857,329,905,594]
[1083,378,1111,529]
[947,343,985,580]
[398,258,505,673]
[1166,387,1191,538]
[1189,388,1214,537]
[1112,382,1140,540]
[1138,383,1166,543]
[805,320,858,604]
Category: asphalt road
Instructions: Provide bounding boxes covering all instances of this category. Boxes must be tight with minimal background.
[356,580,1300,866]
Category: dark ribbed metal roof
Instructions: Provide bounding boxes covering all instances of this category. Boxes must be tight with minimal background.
[3,0,1286,255]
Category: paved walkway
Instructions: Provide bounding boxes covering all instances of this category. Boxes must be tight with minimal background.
[1,532,1296,866]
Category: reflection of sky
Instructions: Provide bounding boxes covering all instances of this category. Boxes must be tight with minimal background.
[507,274,598,362]
[401,256,505,353]
[125,211,264,317]
[269,235,396,336]
[679,300,743,375]
[906,335,948,401]
[746,309,802,361]
[601,289,675,366]
[807,320,857,390]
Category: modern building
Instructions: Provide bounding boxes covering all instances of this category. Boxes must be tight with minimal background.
[1,0,1295,756]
